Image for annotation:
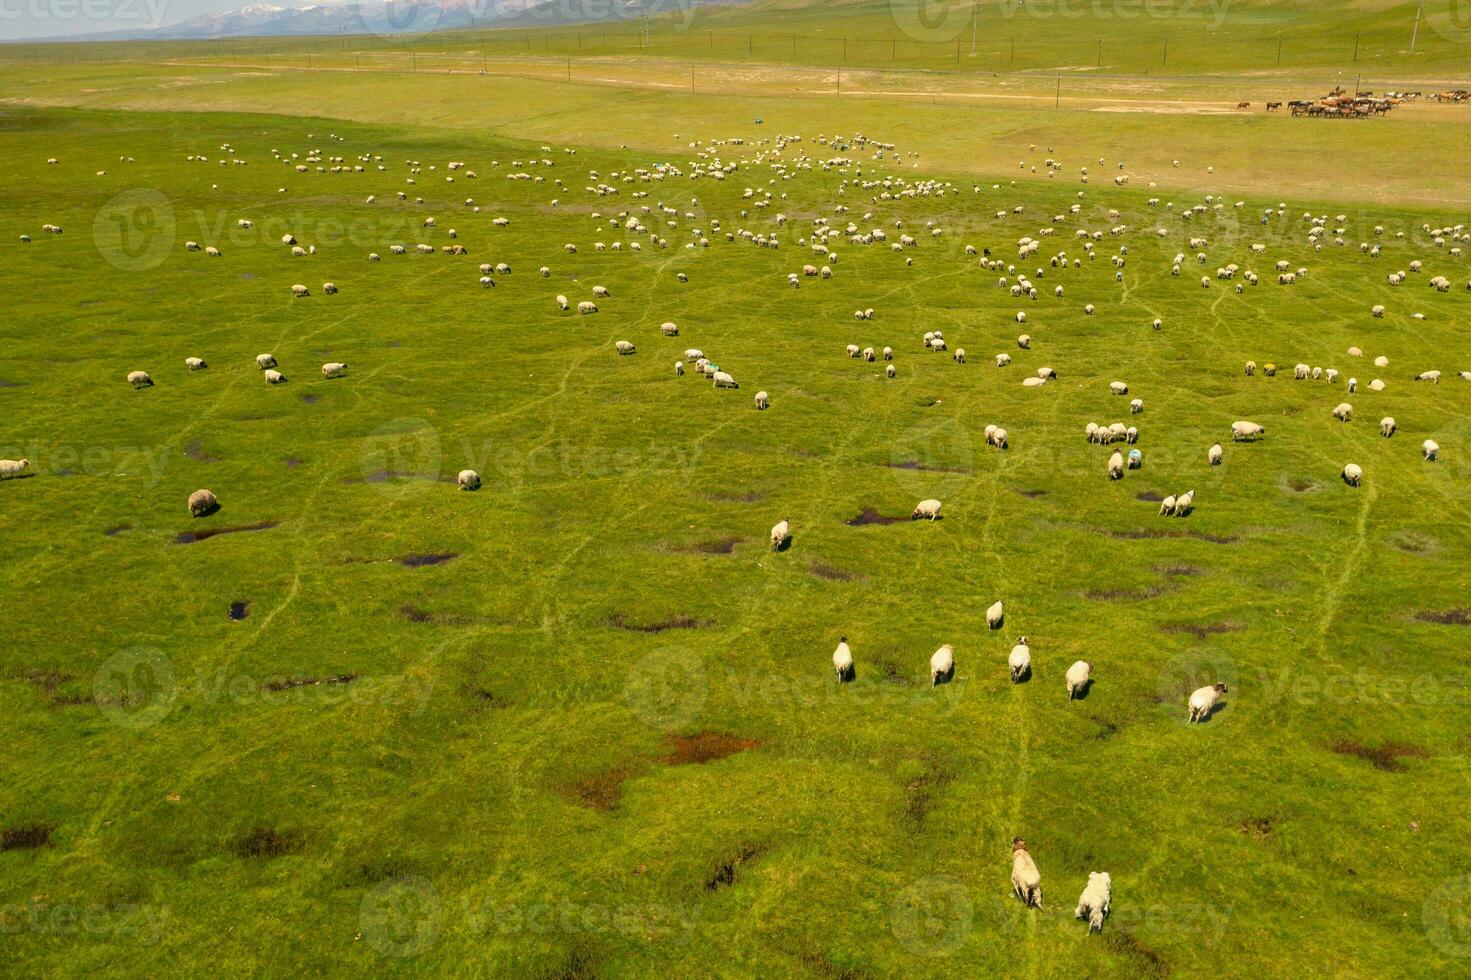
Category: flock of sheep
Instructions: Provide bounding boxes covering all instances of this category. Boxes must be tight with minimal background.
[11,126,1470,936]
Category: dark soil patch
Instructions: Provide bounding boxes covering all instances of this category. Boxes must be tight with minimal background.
[1135,491,1165,502]
[400,604,480,626]
[300,393,320,405]
[1016,488,1048,498]
[103,524,132,537]
[663,733,757,766]
[1240,817,1274,841]
[1085,586,1167,601]
[2,824,54,851]
[468,687,510,707]
[1155,564,1203,577]
[354,469,438,484]
[885,460,970,474]
[808,560,858,581]
[1416,609,1471,626]
[904,752,957,828]
[1159,622,1245,639]
[571,764,639,812]
[704,491,763,503]
[1286,477,1318,493]
[845,507,907,526]
[1331,739,1429,772]
[682,537,739,555]
[607,613,708,633]
[233,826,303,858]
[228,601,250,621]
[399,553,457,568]
[0,379,25,388]
[1104,929,1169,977]
[1109,528,1237,544]
[184,440,220,462]
[704,843,766,892]
[263,674,357,692]
[281,457,302,468]
[1094,719,1120,741]
[175,521,277,544]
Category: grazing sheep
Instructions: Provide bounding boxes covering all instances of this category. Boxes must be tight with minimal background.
[1011,838,1043,908]
[674,361,684,377]
[1109,381,1128,396]
[1245,361,1256,376]
[0,459,33,480]
[1129,399,1143,414]
[863,347,877,362]
[885,364,896,379]
[1294,363,1310,380]
[1208,443,1223,466]
[457,469,481,491]
[833,637,853,682]
[986,600,1004,629]
[1374,355,1389,368]
[1423,439,1439,461]
[1416,370,1441,384]
[770,518,791,551]
[264,370,286,385]
[1017,335,1031,349]
[1342,463,1363,486]
[683,349,704,362]
[185,357,207,371]
[1348,377,1358,393]
[290,284,310,298]
[996,353,1012,367]
[847,344,861,358]
[1332,403,1353,422]
[660,322,679,337]
[1074,873,1111,934]
[1368,379,1386,392]
[1348,346,1363,357]
[1128,449,1142,469]
[883,346,893,361]
[1263,363,1277,376]
[578,301,598,314]
[1037,367,1057,380]
[930,644,955,686]
[1174,489,1195,515]
[1159,494,1176,516]
[755,391,769,410]
[1022,377,1046,388]
[1009,638,1031,682]
[556,295,569,310]
[256,354,277,370]
[127,370,153,389]
[712,371,738,389]
[615,341,636,355]
[1380,417,1396,438]
[912,498,943,521]
[1188,682,1228,722]
[187,489,217,517]
[954,349,966,364]
[322,362,347,379]
[322,282,338,295]
[1372,305,1385,318]
[991,427,1009,450]
[1108,451,1124,480]
[592,285,609,298]
[1326,369,1339,384]
[1066,660,1093,701]
[205,246,220,257]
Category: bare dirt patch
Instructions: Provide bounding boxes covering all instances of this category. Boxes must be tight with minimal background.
[570,764,639,812]
[1416,609,1470,625]
[1135,491,1165,502]
[808,560,858,581]
[1155,564,1204,577]
[1330,739,1429,772]
[663,733,757,766]
[233,826,303,858]
[399,553,458,568]
[1086,586,1168,601]
[846,507,907,526]
[175,521,277,544]
[228,601,250,621]
[607,613,709,633]
[1016,488,1048,498]
[2,824,54,851]
[1239,817,1274,841]
[263,674,357,692]
[1109,528,1237,544]
[1159,622,1244,639]
[704,842,767,892]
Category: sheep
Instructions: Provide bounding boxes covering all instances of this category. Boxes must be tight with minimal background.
[1263,363,1277,376]
[1022,377,1046,388]
[1037,367,1057,381]
[1245,361,1256,377]
[1342,463,1363,486]
[1294,363,1310,380]
[1010,838,1043,908]
[187,489,218,517]
[1326,369,1339,384]
[0,459,32,480]
[322,282,338,295]
[1074,873,1111,934]
[1128,449,1142,470]
[556,295,569,311]
[205,246,221,258]
[1332,403,1353,422]
[1368,379,1386,392]
[1208,443,1223,466]
[1415,370,1442,384]
[1380,417,1396,438]
[1159,495,1176,516]
[986,600,1004,629]
[1009,637,1031,682]
[540,267,551,278]
[1129,399,1143,414]
[770,518,790,550]
[1107,451,1125,481]
[185,357,207,371]
[255,354,277,371]
[954,349,966,364]
[991,427,1009,450]
[1016,311,1027,324]
[1348,377,1358,393]
[322,362,348,379]
[578,301,598,314]
[1372,304,1385,318]
[1066,660,1093,701]
[660,322,679,337]
[457,469,481,491]
[883,346,893,361]
[1374,355,1389,368]
[683,348,704,362]
[1174,489,1195,515]
[885,364,896,379]
[1109,381,1128,396]
[755,391,769,410]
[1423,439,1439,461]
[833,637,854,682]
[712,371,738,389]
[127,370,153,389]
[291,284,309,297]
[674,361,684,377]
[1188,682,1228,722]
[930,644,955,686]
[847,344,861,358]
[863,347,877,362]
[1017,334,1031,349]
[264,369,286,385]
[592,285,610,298]
[614,340,636,355]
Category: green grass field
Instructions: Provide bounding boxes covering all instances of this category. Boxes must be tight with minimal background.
[2,2,1471,975]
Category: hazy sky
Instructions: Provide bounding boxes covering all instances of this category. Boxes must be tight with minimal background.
[0,0,308,41]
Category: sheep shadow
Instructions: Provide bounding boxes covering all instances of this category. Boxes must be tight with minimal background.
[1010,666,1031,684]
[192,501,221,518]
[1193,700,1227,723]
[1070,679,1094,701]
[773,536,791,553]
[932,667,954,687]
[836,664,855,684]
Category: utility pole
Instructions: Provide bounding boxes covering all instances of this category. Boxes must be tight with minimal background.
[1097,38,1102,67]
[1275,35,1282,67]
[971,4,977,57]
[1410,0,1423,53]
[1162,38,1168,65]
[1055,75,1060,109]
[1352,31,1360,62]
[836,69,840,97]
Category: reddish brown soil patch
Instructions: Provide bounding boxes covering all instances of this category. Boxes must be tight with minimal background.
[2,825,54,851]
[663,733,757,766]
[1416,609,1470,625]
[846,507,906,526]
[1331,739,1429,772]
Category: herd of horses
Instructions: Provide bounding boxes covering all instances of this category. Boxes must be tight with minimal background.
[1231,88,1468,118]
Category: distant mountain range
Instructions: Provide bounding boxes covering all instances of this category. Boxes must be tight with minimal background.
[30,0,711,42]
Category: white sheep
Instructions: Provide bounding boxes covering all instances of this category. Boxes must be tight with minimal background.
[1066,660,1093,700]
[885,364,896,379]
[556,295,569,310]
[127,370,153,389]
[578,301,598,314]
[185,357,207,371]
[1174,489,1195,515]
[1208,443,1223,466]
[847,343,861,358]
[592,285,609,298]
[986,600,1004,629]
[291,284,309,297]
[770,517,790,550]
[1037,367,1057,380]
[0,459,32,480]
[1074,873,1111,934]
[1188,682,1228,722]
[660,322,679,337]
[1374,355,1389,367]
[1107,451,1124,480]
[1022,377,1046,388]
[1017,334,1031,349]
[1416,370,1441,384]
[1245,361,1256,377]
[1129,399,1142,414]
[322,282,338,295]
[755,391,769,410]
[912,498,942,520]
[1348,377,1358,393]
[1332,403,1353,422]
[1109,381,1128,396]
[930,644,955,685]
[614,340,636,355]
[1011,838,1043,908]
[1159,495,1176,516]
[1423,439,1439,461]
[256,354,277,370]
[322,362,347,379]
[833,637,853,682]
[264,369,286,385]
[1368,379,1386,392]
[996,353,1012,367]
[1009,637,1030,682]
[1342,463,1363,486]
[712,371,738,389]
[1380,417,1396,438]
[863,347,877,362]
[457,469,481,491]
[674,361,684,377]
[991,427,1009,450]
[187,489,217,516]
[954,349,966,364]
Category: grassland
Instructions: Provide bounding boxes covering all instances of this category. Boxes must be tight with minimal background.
[2,4,1471,976]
